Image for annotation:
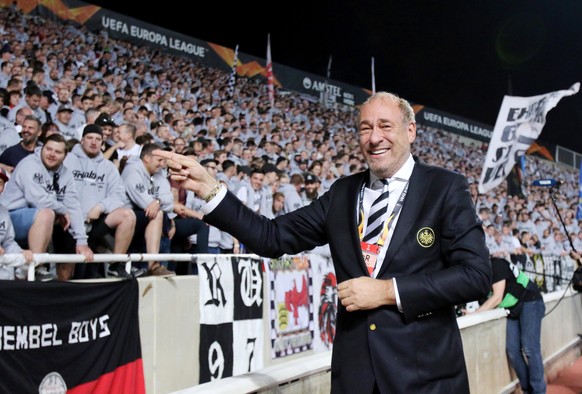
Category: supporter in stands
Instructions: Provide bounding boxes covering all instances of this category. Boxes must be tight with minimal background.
[261,163,280,195]
[0,203,33,280]
[271,191,285,218]
[64,124,140,279]
[0,133,93,281]
[0,114,42,171]
[300,173,320,206]
[169,149,209,274]
[278,172,303,214]
[74,107,100,140]
[155,91,491,392]
[184,161,223,256]
[38,121,60,144]
[94,112,118,162]
[172,137,186,154]
[0,105,31,156]
[215,159,237,190]
[235,168,272,217]
[116,122,141,164]
[7,83,46,124]
[121,143,174,276]
[53,104,77,140]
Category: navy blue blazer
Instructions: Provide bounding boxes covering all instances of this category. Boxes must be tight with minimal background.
[205,159,491,393]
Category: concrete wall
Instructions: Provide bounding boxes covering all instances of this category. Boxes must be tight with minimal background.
[137,276,582,394]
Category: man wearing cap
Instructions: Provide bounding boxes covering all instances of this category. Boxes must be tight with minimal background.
[64,124,137,278]
[301,173,321,206]
[93,112,118,161]
[0,133,93,281]
[0,114,42,171]
[53,104,77,141]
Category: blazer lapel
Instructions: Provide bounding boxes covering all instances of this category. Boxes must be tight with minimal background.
[347,171,370,276]
[378,161,430,277]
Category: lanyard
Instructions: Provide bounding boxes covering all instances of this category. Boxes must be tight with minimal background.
[358,179,409,247]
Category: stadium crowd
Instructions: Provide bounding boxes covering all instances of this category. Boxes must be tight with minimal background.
[0,6,579,283]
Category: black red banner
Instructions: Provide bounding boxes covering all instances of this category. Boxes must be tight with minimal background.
[0,279,144,393]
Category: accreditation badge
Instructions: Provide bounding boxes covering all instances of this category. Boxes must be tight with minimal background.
[361,241,380,276]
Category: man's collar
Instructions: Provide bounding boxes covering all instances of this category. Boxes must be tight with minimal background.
[369,154,415,186]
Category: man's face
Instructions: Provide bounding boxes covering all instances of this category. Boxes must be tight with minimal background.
[101,125,113,140]
[273,195,285,212]
[21,119,40,144]
[81,98,93,111]
[143,154,163,175]
[118,126,133,143]
[57,110,73,124]
[57,89,70,103]
[250,173,264,191]
[41,140,66,171]
[305,181,319,194]
[358,97,416,178]
[15,107,32,125]
[81,133,103,158]
[26,94,41,110]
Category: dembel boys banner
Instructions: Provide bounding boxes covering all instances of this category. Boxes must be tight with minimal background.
[0,279,145,394]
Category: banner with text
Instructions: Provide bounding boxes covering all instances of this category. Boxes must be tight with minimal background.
[478,83,580,194]
[0,279,144,393]
[197,255,264,383]
[414,105,493,142]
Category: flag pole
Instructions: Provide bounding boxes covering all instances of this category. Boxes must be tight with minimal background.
[266,34,275,109]
[322,55,332,106]
[227,44,239,100]
[371,56,376,95]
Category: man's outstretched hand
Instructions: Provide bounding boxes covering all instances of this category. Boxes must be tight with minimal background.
[153,150,218,198]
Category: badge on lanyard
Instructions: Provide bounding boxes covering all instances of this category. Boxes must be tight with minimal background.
[361,241,380,276]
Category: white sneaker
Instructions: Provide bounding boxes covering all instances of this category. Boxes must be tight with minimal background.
[35,266,56,282]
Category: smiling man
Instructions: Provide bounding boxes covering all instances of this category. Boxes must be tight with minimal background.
[64,124,137,279]
[154,91,491,393]
[0,133,93,281]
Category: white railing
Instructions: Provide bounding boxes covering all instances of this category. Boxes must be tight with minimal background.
[0,253,201,281]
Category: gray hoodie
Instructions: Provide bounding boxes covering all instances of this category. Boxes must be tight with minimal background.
[0,204,22,280]
[64,144,128,218]
[121,156,173,213]
[0,147,88,245]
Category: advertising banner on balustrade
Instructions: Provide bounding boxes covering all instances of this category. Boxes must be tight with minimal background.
[197,255,264,383]
[265,255,314,359]
[0,279,144,394]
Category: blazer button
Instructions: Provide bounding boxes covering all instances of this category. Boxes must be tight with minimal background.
[369,324,376,331]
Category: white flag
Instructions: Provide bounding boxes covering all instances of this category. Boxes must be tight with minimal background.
[266,34,274,108]
[478,82,580,194]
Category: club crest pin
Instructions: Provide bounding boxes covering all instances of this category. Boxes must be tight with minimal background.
[417,227,435,248]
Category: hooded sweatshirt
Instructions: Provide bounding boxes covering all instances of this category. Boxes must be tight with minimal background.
[121,156,173,213]
[64,144,128,218]
[0,204,22,280]
[0,147,88,245]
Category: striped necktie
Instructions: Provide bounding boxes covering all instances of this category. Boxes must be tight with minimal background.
[362,179,389,243]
